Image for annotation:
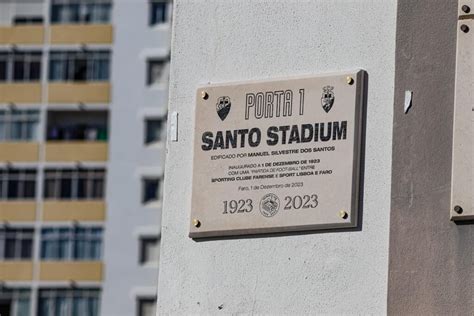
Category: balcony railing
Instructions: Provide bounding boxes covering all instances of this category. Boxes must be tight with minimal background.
[48,82,111,103]
[0,261,34,281]
[45,141,108,162]
[0,201,36,221]
[0,143,39,162]
[0,25,44,44]
[39,261,103,281]
[50,24,113,44]
[0,83,42,103]
[42,200,106,221]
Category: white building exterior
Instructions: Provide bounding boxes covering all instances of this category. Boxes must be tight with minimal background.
[102,1,171,315]
[0,1,171,315]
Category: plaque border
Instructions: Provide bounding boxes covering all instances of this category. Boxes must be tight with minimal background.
[189,69,367,238]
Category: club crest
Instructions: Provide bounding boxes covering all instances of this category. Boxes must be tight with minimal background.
[321,86,335,113]
[259,193,280,218]
[216,96,231,121]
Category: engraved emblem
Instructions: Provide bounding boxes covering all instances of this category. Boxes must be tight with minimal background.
[216,96,231,121]
[321,86,335,113]
[259,193,280,217]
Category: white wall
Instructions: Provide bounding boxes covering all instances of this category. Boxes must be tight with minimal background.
[158,0,397,314]
[101,0,170,315]
[0,0,44,25]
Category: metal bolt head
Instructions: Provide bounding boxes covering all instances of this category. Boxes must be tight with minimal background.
[460,24,470,33]
[453,205,463,214]
[192,219,201,227]
[201,91,209,100]
[462,5,470,13]
[338,210,348,219]
[346,76,354,85]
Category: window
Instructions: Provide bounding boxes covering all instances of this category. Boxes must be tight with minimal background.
[41,227,102,260]
[139,237,160,265]
[47,111,108,141]
[13,16,44,24]
[0,289,31,316]
[0,51,42,82]
[0,228,34,260]
[149,0,169,25]
[0,55,6,81]
[38,289,100,316]
[142,178,160,204]
[47,124,108,141]
[0,169,37,200]
[51,0,111,24]
[146,59,168,86]
[137,297,156,316]
[49,51,110,82]
[0,109,39,141]
[43,169,105,200]
[144,118,165,144]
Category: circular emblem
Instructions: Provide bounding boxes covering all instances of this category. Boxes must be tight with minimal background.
[259,193,280,217]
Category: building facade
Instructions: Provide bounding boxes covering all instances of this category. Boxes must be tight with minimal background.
[158,0,473,314]
[0,1,170,315]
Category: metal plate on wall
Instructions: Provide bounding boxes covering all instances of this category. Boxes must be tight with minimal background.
[451,17,474,221]
[189,70,365,238]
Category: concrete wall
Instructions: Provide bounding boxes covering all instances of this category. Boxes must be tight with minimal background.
[158,0,397,313]
[388,1,474,314]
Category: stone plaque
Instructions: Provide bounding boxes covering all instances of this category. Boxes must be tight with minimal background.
[451,13,474,221]
[190,70,365,238]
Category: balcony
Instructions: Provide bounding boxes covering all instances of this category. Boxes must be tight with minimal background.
[0,25,44,45]
[50,24,113,44]
[42,200,105,221]
[0,201,36,221]
[39,261,103,281]
[0,261,34,281]
[0,143,39,162]
[48,82,110,103]
[45,110,108,161]
[0,83,42,103]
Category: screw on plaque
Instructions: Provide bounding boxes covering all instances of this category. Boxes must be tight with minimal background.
[462,5,470,13]
[201,91,209,100]
[339,210,348,219]
[192,219,201,227]
[460,24,470,33]
[453,205,463,214]
[346,76,354,85]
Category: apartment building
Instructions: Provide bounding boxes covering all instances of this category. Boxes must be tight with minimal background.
[0,1,171,315]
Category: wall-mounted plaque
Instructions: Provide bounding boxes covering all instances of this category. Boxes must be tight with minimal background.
[189,70,365,238]
[451,5,474,221]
